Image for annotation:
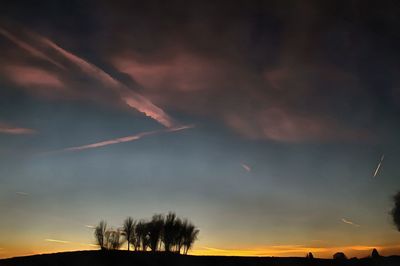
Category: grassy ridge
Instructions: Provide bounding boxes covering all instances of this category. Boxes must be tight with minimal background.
[1,250,399,266]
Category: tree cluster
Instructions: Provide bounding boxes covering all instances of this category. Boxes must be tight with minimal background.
[94,212,199,255]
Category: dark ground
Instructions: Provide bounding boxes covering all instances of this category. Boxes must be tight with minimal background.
[1,251,399,266]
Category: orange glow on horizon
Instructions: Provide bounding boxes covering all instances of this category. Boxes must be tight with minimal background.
[2,243,400,260]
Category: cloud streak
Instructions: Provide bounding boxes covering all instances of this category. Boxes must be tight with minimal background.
[44,239,70,244]
[241,163,251,172]
[0,27,64,69]
[341,218,361,227]
[1,26,176,128]
[0,123,36,135]
[34,34,176,128]
[62,124,194,152]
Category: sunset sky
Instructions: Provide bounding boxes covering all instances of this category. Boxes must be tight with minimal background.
[1,0,400,259]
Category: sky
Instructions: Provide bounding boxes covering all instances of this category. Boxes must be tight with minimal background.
[1,0,400,259]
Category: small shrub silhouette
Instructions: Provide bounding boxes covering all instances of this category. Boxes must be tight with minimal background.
[371,248,380,259]
[333,252,347,260]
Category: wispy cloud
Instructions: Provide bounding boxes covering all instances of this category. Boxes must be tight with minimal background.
[44,239,70,244]
[85,225,95,229]
[1,27,177,128]
[33,34,176,128]
[0,123,36,135]
[44,238,97,248]
[341,218,361,227]
[241,163,251,172]
[0,27,64,69]
[62,124,194,152]
[16,191,29,196]
[3,65,64,89]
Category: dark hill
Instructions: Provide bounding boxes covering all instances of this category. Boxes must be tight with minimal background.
[1,251,399,266]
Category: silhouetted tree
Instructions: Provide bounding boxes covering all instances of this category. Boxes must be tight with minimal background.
[148,214,164,252]
[104,229,123,250]
[135,220,149,251]
[391,192,400,231]
[94,220,107,250]
[371,248,380,258]
[163,212,181,252]
[94,212,199,254]
[122,217,136,251]
[182,222,199,255]
[306,252,314,259]
[333,252,347,260]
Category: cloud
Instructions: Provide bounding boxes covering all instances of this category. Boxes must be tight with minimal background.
[113,53,229,92]
[34,34,176,128]
[0,123,36,135]
[85,225,95,229]
[44,239,70,244]
[62,124,194,152]
[1,8,383,143]
[110,48,371,143]
[15,191,29,196]
[225,108,369,142]
[241,163,251,172]
[2,65,64,89]
[0,27,64,69]
[341,218,361,227]
[1,27,177,128]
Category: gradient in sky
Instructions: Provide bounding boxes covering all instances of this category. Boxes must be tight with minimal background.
[1,0,400,259]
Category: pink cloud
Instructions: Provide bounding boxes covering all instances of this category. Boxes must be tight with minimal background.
[1,27,177,128]
[34,35,176,128]
[3,65,64,89]
[112,53,228,92]
[225,108,368,142]
[0,27,64,69]
[0,123,36,135]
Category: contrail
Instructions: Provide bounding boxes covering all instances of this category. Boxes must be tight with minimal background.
[44,239,70,244]
[241,163,251,172]
[341,218,360,227]
[2,27,176,128]
[62,124,194,152]
[0,27,64,69]
[373,154,385,177]
[44,238,97,247]
[33,34,176,128]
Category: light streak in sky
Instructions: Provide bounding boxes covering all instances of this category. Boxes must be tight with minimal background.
[373,154,385,177]
[241,163,251,172]
[44,239,70,244]
[62,124,194,152]
[341,218,360,227]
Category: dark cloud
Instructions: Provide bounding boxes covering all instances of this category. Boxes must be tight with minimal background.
[1,0,400,143]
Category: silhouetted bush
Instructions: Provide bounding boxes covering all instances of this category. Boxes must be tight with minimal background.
[333,252,347,260]
[306,252,314,259]
[371,248,380,259]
